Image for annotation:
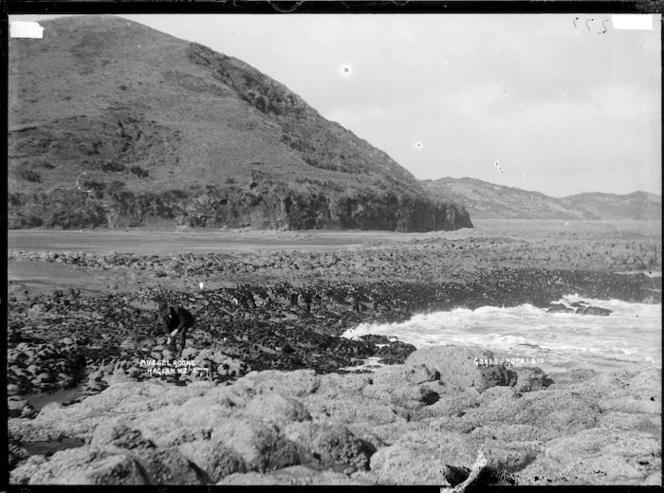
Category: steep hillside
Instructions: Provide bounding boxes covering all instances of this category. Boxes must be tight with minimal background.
[8,15,472,232]
[422,177,661,221]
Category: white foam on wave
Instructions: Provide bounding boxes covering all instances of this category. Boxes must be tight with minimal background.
[342,295,661,372]
[339,357,388,373]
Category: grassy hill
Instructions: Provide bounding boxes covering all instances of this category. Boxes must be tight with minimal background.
[560,191,662,221]
[422,177,661,221]
[8,15,472,232]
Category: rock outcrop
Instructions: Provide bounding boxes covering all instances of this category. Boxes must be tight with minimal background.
[9,347,661,486]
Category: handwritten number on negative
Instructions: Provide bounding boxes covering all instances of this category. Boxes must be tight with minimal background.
[574,16,609,34]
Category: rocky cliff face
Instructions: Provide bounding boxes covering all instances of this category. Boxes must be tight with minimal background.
[8,16,472,232]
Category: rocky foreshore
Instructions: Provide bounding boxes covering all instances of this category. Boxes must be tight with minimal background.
[9,345,661,485]
[8,265,660,403]
[7,231,662,485]
[8,232,663,288]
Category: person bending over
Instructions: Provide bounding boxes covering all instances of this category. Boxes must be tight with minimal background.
[158,301,196,355]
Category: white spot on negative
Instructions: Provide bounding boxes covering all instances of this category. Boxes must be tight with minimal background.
[494,160,504,174]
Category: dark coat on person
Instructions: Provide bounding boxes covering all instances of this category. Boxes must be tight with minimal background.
[159,304,196,336]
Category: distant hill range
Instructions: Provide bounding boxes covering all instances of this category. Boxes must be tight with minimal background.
[8,15,471,232]
[421,177,662,221]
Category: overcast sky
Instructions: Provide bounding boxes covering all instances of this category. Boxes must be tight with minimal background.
[14,13,662,197]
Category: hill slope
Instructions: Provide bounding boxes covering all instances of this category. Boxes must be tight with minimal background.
[8,15,472,232]
[421,177,661,221]
[560,191,662,221]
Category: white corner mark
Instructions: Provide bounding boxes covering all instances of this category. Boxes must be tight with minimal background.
[612,14,653,30]
[10,21,44,39]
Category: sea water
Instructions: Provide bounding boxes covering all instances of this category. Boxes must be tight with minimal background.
[26,383,87,411]
[342,294,662,374]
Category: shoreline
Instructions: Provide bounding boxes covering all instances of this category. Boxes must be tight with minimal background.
[8,258,661,406]
[7,225,662,485]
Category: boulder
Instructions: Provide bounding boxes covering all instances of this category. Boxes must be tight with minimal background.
[398,428,481,465]
[516,428,661,485]
[362,381,440,410]
[408,385,479,421]
[482,441,542,473]
[9,407,93,444]
[303,393,399,425]
[624,367,662,395]
[242,393,312,429]
[547,368,596,385]
[469,387,602,440]
[10,447,147,485]
[370,363,439,387]
[239,369,321,397]
[479,385,517,403]
[90,420,155,451]
[178,440,246,483]
[598,412,661,433]
[131,411,211,449]
[406,346,517,393]
[317,372,372,398]
[598,397,662,415]
[369,443,453,485]
[133,447,203,484]
[395,383,442,408]
[369,424,518,484]
[576,305,612,316]
[512,366,552,393]
[216,464,376,485]
[173,397,235,428]
[546,303,574,313]
[210,418,301,472]
[470,423,545,444]
[310,424,375,472]
[283,421,375,472]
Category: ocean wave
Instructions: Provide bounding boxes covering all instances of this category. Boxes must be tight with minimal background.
[342,295,661,371]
